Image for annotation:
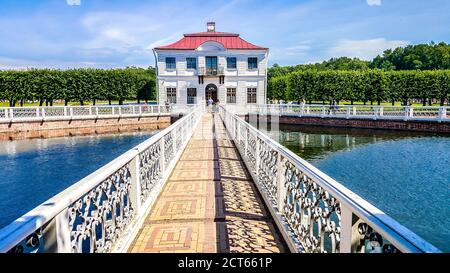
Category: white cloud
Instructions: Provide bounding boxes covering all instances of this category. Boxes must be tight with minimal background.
[328,38,408,60]
[66,0,81,6]
[366,0,381,6]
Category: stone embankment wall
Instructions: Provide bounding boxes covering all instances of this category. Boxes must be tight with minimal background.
[0,116,171,141]
[245,115,450,134]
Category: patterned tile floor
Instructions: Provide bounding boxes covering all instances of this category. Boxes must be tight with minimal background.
[128,113,286,253]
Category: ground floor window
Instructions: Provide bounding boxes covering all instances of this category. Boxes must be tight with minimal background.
[167,87,177,104]
[247,87,257,104]
[187,88,197,104]
[227,88,236,104]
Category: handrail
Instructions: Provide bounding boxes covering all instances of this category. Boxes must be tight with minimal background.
[0,104,171,122]
[219,105,441,253]
[229,104,449,122]
[0,104,203,253]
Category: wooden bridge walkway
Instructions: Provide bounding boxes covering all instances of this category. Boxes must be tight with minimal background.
[128,113,286,253]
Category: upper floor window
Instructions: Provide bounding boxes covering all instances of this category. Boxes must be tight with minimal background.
[248,57,258,70]
[166,57,176,69]
[186,58,197,69]
[227,57,237,69]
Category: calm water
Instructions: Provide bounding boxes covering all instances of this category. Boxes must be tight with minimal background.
[0,131,158,229]
[259,123,450,252]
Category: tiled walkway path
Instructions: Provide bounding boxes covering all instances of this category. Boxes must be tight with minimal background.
[128,113,286,253]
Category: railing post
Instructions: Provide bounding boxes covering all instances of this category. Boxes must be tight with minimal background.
[353,106,356,116]
[346,106,350,119]
[373,107,378,120]
[54,208,72,253]
[438,107,446,121]
[89,106,92,116]
[112,107,115,116]
[379,106,384,117]
[69,107,73,117]
[404,106,409,121]
[409,107,414,118]
[41,108,46,118]
[9,108,14,119]
[300,103,305,116]
[321,106,326,118]
[118,106,122,116]
[129,154,142,215]
[340,205,365,253]
[5,109,9,119]
[64,106,67,116]
[36,108,40,118]
[95,107,99,116]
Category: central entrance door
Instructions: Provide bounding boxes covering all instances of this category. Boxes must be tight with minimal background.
[205,83,218,102]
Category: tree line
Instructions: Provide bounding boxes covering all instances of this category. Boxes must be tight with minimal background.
[268,42,450,106]
[0,67,156,107]
[268,70,450,106]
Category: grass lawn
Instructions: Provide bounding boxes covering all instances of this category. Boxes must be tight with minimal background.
[0,100,157,107]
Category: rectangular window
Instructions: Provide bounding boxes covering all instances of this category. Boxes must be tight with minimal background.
[186,58,197,69]
[247,87,257,104]
[248,57,258,70]
[227,57,237,69]
[226,88,236,104]
[166,57,176,69]
[205,56,218,75]
[167,88,177,104]
[187,88,197,104]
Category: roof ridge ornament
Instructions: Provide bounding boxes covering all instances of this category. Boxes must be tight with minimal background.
[207,22,215,32]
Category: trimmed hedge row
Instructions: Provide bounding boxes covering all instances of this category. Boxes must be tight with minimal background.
[0,67,156,106]
[268,70,450,106]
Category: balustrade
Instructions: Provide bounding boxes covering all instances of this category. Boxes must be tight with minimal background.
[233,104,449,122]
[219,105,440,253]
[0,104,171,122]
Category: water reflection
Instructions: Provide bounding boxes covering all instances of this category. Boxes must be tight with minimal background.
[261,124,437,162]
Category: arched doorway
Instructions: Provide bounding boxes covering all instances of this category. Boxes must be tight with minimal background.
[205,84,218,102]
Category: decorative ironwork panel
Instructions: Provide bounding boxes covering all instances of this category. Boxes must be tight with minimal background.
[283,161,341,253]
[7,224,47,253]
[68,164,134,253]
[139,142,162,202]
[245,129,257,173]
[354,222,400,253]
[163,132,174,169]
[257,139,278,202]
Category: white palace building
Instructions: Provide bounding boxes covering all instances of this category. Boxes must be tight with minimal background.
[153,22,269,106]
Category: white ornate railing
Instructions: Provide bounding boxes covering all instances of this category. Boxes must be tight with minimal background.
[0,104,171,122]
[219,105,441,253]
[0,105,202,253]
[229,104,449,122]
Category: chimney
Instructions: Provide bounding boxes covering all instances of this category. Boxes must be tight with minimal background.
[207,22,215,32]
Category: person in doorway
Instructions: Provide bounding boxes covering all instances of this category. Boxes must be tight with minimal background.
[165,100,170,112]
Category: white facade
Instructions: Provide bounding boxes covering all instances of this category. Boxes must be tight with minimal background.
[153,25,268,106]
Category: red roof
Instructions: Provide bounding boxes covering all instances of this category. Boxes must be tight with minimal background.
[154,31,267,50]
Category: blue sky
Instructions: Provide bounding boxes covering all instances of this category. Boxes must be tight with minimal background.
[0,0,449,69]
